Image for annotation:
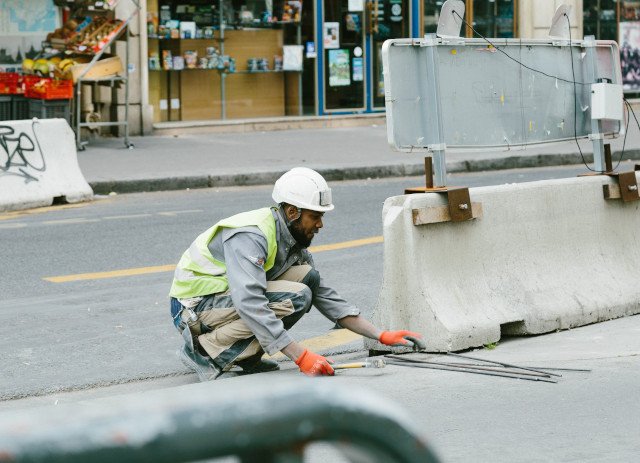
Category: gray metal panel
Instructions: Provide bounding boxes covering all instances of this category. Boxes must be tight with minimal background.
[384,38,622,151]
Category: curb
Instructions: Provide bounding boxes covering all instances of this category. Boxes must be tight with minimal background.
[89,149,640,195]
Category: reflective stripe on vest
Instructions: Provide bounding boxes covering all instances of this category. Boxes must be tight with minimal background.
[169,207,278,299]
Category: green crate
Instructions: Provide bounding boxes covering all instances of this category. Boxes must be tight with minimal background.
[28,98,71,123]
[0,95,11,121]
[12,95,30,120]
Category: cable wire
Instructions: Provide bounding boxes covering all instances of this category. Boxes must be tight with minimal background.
[566,14,596,171]
[451,10,588,86]
[451,9,631,173]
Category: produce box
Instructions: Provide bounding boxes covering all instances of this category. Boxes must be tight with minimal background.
[0,73,22,95]
[24,75,74,100]
[70,56,123,83]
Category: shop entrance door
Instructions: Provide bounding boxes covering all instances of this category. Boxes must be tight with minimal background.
[321,0,409,113]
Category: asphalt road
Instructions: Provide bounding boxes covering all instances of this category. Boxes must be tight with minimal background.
[0,164,626,400]
[1,164,639,462]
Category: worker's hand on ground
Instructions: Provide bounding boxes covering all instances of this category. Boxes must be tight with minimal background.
[379,330,426,351]
[295,349,335,376]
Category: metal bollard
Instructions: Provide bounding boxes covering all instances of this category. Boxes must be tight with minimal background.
[0,377,439,463]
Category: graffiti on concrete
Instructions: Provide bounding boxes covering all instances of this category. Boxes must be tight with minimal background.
[0,121,46,183]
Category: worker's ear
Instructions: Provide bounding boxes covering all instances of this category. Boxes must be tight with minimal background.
[284,204,301,221]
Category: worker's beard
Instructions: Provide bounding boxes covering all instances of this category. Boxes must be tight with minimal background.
[288,219,314,248]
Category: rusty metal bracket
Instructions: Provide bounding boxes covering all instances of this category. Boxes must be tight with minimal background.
[409,187,483,225]
[604,170,640,202]
[405,157,481,225]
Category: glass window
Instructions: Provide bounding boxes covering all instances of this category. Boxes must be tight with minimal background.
[472,0,514,38]
[424,0,445,35]
[583,0,618,40]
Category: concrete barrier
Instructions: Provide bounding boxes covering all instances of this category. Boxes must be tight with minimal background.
[366,173,640,352]
[0,118,93,212]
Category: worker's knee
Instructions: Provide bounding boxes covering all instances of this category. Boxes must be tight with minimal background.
[290,285,313,314]
[301,268,320,295]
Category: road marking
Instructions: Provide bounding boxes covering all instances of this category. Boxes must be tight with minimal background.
[42,218,101,225]
[44,235,384,283]
[103,214,153,220]
[267,329,363,360]
[1,209,203,227]
[44,264,178,283]
[157,209,203,216]
[0,203,91,221]
[309,235,383,252]
[0,222,27,229]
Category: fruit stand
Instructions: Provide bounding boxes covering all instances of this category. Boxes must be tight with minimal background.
[0,0,139,150]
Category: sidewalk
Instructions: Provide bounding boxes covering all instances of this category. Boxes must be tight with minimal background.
[77,121,640,194]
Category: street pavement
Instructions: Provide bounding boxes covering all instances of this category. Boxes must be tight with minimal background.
[77,120,640,194]
[2,314,638,462]
[2,121,640,461]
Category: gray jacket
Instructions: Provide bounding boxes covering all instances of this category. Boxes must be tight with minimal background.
[206,207,359,355]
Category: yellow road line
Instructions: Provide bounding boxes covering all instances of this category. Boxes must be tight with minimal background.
[44,264,178,283]
[267,329,363,360]
[44,235,384,283]
[0,202,91,221]
[309,235,383,252]
[42,218,101,225]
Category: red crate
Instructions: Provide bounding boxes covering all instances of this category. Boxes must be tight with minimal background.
[0,73,21,95]
[24,75,73,100]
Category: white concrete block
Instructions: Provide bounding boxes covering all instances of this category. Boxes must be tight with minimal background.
[366,175,640,352]
[0,119,93,212]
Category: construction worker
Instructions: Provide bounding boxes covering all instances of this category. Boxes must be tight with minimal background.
[169,167,424,381]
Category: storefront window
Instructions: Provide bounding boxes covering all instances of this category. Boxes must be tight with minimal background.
[423,0,444,35]
[584,0,618,40]
[424,1,516,38]
[472,0,514,38]
[618,1,640,91]
[148,0,307,122]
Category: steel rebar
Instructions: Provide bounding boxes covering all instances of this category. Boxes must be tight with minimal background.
[446,352,562,378]
[384,359,558,383]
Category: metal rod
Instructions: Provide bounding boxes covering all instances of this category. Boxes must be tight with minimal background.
[446,352,562,378]
[604,143,613,172]
[385,360,558,383]
[515,366,591,372]
[423,360,590,372]
[425,156,433,189]
[385,355,550,378]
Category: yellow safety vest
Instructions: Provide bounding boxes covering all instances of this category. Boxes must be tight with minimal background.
[169,207,278,298]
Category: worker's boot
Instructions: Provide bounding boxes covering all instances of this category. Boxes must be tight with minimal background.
[235,351,280,374]
[177,327,221,382]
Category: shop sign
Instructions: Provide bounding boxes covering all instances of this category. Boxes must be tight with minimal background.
[348,0,364,12]
[324,22,340,49]
[620,21,640,90]
[352,57,363,81]
[390,0,403,23]
[328,49,350,86]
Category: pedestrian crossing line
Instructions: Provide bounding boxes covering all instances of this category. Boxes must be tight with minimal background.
[43,235,384,283]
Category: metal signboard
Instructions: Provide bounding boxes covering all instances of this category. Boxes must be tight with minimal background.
[383,36,622,152]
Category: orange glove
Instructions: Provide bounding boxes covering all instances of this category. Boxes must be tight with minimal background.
[379,330,426,351]
[295,349,335,376]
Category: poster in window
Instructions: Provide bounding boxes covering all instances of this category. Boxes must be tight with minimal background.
[352,57,363,81]
[324,22,340,49]
[329,49,350,87]
[620,21,640,90]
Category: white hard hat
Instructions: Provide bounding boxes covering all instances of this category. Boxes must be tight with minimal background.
[272,167,334,212]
